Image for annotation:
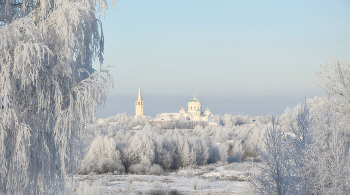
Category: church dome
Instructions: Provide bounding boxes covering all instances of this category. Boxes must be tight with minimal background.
[179,107,186,113]
[188,94,202,113]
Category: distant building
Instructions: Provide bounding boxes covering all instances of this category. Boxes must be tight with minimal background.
[160,94,215,123]
[135,84,145,117]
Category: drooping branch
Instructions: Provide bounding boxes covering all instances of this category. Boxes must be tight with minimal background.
[20,65,113,115]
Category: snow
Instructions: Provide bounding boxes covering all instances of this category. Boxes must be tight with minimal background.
[71,162,261,194]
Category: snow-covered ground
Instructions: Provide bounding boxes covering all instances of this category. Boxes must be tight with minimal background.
[71,162,261,194]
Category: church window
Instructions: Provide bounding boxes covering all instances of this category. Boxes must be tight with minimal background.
[138,102,140,105]
[141,102,143,105]
[194,106,196,110]
[136,102,137,105]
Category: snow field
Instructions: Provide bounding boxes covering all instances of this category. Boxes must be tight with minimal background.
[70,162,260,194]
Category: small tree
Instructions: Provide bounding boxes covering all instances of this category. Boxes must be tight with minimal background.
[252,116,295,195]
[0,0,115,193]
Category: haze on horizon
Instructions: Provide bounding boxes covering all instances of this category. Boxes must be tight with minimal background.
[94,0,350,118]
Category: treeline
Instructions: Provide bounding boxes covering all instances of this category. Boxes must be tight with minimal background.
[78,126,244,175]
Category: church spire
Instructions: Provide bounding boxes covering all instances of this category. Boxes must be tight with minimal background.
[137,84,143,101]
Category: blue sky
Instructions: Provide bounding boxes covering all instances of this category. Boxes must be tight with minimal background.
[94,0,350,118]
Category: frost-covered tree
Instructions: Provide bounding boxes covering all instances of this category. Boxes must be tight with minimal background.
[252,116,295,195]
[227,140,244,163]
[315,60,350,123]
[78,135,124,175]
[298,99,350,194]
[0,0,114,193]
[253,99,350,195]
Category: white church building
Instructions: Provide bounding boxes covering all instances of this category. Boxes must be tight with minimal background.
[135,85,215,123]
[159,94,215,123]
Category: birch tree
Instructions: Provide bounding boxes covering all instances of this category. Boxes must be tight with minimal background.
[0,0,114,193]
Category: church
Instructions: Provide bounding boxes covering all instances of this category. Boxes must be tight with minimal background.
[159,94,215,122]
[135,85,214,123]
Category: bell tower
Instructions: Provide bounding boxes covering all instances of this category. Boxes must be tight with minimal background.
[135,84,144,117]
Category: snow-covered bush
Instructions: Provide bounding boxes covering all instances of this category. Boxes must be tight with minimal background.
[218,143,229,162]
[206,143,219,164]
[145,189,182,195]
[149,164,165,176]
[213,114,223,125]
[232,124,267,160]
[128,155,153,175]
[227,140,244,163]
[214,126,235,143]
[78,135,125,174]
[221,114,252,127]
[232,115,251,126]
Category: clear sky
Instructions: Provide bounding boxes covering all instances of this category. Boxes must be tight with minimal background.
[94,0,350,118]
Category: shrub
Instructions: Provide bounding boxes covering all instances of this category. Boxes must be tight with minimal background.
[77,135,125,174]
[146,189,182,195]
[149,164,164,176]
